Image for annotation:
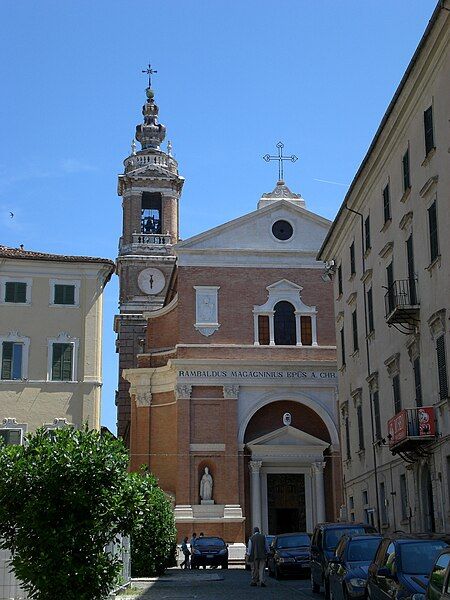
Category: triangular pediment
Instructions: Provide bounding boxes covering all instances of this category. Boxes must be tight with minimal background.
[266,279,303,292]
[176,200,330,255]
[247,425,329,449]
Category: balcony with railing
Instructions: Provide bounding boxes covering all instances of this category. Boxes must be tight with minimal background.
[384,278,419,325]
[387,406,435,454]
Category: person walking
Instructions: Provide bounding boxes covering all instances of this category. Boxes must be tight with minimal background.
[190,533,197,569]
[180,536,191,569]
[247,527,269,587]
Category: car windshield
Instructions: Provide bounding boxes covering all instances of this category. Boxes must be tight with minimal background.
[195,537,225,547]
[400,541,448,575]
[277,535,310,549]
[347,538,381,562]
[324,528,369,551]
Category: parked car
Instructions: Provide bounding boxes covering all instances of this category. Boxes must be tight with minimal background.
[328,534,382,600]
[191,536,229,569]
[367,534,450,600]
[267,532,311,580]
[245,534,276,570]
[311,522,377,596]
[426,547,450,600]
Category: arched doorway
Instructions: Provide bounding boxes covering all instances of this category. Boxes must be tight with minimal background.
[421,464,436,532]
[243,400,339,536]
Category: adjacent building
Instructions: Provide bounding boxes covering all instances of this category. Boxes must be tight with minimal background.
[318,1,450,533]
[0,246,114,439]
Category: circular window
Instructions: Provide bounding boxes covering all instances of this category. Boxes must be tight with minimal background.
[272,220,293,241]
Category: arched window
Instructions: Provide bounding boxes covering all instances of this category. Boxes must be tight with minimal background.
[274,301,296,345]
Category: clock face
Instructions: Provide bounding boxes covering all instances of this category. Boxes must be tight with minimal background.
[137,268,166,295]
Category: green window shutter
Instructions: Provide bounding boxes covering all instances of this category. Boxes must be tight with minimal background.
[424,106,434,155]
[62,344,73,380]
[54,285,64,304]
[52,344,63,380]
[5,282,26,303]
[54,285,75,305]
[357,405,364,450]
[373,391,381,440]
[1,342,13,380]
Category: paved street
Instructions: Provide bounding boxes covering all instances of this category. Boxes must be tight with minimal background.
[117,567,316,599]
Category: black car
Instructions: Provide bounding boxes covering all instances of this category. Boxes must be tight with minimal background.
[191,536,229,569]
[426,547,450,600]
[328,534,382,600]
[311,522,377,597]
[367,534,450,600]
[267,532,311,580]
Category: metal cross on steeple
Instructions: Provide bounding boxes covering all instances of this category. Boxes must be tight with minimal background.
[142,63,157,88]
[263,142,298,182]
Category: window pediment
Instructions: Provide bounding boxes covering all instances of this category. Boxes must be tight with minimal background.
[254,279,316,314]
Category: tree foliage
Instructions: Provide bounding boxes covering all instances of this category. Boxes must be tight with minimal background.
[0,427,145,600]
[130,470,177,577]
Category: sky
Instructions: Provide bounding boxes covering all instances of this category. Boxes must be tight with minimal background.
[0,0,438,433]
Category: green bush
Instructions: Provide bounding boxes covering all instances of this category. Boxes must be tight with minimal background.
[0,427,145,600]
[130,471,177,577]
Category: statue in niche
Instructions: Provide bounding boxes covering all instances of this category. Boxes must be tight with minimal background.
[200,466,213,503]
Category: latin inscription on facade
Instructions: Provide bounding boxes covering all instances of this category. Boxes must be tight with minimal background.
[178,369,337,379]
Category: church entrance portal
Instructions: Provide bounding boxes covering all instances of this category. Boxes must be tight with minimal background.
[267,473,306,534]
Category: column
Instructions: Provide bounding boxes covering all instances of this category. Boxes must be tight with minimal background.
[253,313,260,345]
[312,461,326,523]
[249,460,263,530]
[295,312,302,346]
[269,312,275,346]
[312,314,318,346]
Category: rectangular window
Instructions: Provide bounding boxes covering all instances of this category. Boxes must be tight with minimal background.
[373,390,382,440]
[402,149,411,192]
[350,242,356,276]
[386,262,395,314]
[51,343,73,381]
[258,315,269,345]
[364,216,371,252]
[340,328,346,368]
[367,288,375,333]
[436,335,448,400]
[345,416,351,460]
[383,184,391,223]
[54,284,75,305]
[5,281,27,303]
[300,316,312,346]
[362,490,368,505]
[400,474,408,521]
[428,200,439,263]
[141,192,162,234]
[1,342,23,380]
[406,235,417,305]
[352,310,359,353]
[349,496,354,509]
[0,429,22,445]
[413,357,422,406]
[357,404,364,450]
[338,264,343,296]
[380,482,388,525]
[393,374,401,414]
[424,105,435,156]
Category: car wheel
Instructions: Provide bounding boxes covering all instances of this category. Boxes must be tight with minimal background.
[311,575,321,593]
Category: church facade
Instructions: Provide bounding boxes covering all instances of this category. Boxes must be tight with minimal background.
[117,83,342,553]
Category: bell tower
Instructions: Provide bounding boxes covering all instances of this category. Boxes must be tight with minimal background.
[115,73,184,443]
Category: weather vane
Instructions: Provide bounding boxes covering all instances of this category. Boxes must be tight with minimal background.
[263,142,298,182]
[142,63,157,88]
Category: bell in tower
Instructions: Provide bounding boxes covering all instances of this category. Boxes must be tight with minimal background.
[114,67,184,444]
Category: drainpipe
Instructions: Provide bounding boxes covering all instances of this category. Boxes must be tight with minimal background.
[344,204,381,532]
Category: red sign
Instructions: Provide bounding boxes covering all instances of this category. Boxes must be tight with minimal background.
[388,407,435,448]
[388,410,407,447]
[417,407,435,437]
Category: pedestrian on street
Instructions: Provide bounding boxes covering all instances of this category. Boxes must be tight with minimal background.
[190,532,197,569]
[247,527,269,587]
[180,536,191,570]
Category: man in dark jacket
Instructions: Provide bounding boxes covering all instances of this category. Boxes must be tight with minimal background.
[247,527,269,587]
